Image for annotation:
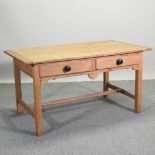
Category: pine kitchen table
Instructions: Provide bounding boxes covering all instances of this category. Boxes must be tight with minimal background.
[4,40,151,136]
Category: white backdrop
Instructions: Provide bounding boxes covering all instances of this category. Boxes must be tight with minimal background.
[0,0,154,83]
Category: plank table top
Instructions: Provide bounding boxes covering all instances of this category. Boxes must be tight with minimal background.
[4,40,151,64]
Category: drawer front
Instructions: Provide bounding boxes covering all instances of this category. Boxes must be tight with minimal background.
[39,59,93,77]
[96,53,140,70]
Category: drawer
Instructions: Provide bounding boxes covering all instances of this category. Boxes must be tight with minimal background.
[39,59,94,77]
[96,53,140,70]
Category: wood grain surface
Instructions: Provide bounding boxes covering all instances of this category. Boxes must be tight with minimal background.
[4,40,151,64]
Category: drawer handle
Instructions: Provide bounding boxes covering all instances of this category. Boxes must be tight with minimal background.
[116,59,123,65]
[63,65,71,73]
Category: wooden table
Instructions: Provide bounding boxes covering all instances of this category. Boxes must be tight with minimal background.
[4,40,151,136]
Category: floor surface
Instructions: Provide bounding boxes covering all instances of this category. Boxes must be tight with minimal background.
[0,80,155,155]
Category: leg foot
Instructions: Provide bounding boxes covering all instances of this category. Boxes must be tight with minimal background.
[16,102,24,113]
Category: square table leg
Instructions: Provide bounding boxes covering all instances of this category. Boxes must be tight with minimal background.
[135,53,143,113]
[135,68,142,113]
[13,60,24,113]
[33,65,43,136]
[103,71,109,97]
